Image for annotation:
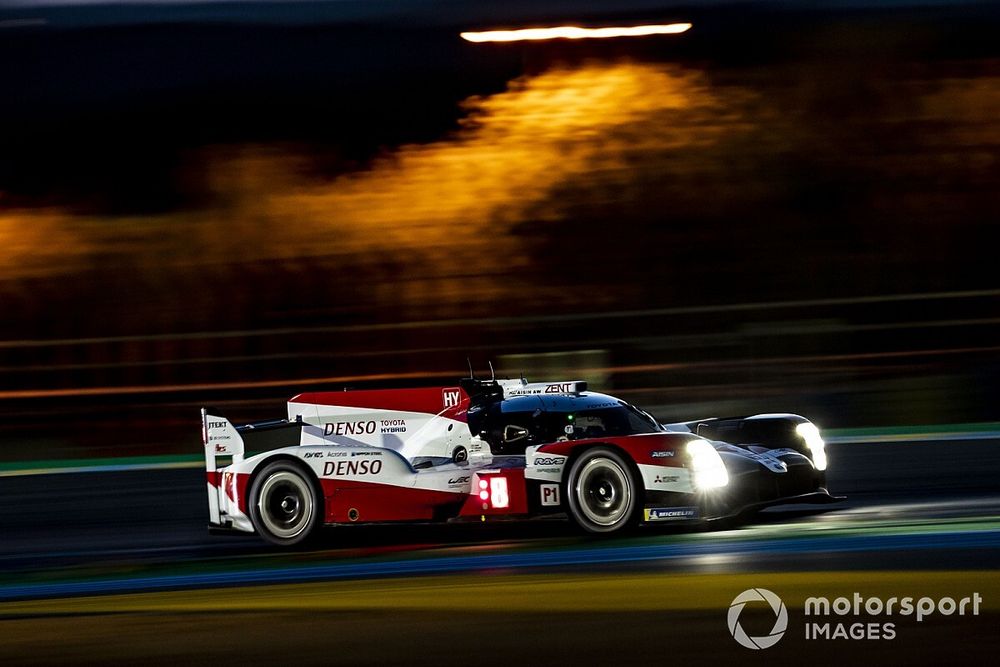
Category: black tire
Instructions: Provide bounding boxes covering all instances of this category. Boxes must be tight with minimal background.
[248,460,323,547]
[564,447,641,534]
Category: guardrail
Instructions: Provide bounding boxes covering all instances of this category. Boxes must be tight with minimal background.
[0,287,997,462]
[2,287,998,398]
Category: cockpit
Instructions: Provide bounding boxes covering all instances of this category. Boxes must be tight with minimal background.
[467,392,663,455]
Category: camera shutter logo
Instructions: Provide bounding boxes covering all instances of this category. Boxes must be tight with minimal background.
[728,588,788,649]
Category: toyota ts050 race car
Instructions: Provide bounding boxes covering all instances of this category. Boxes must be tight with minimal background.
[202,375,839,545]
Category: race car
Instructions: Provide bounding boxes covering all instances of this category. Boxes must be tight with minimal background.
[202,375,839,545]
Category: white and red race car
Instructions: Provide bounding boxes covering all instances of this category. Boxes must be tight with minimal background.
[202,376,836,545]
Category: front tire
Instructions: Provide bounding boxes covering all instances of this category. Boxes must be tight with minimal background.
[248,460,323,547]
[565,447,640,534]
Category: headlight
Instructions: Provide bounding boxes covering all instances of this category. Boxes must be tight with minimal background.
[686,438,729,489]
[796,422,827,471]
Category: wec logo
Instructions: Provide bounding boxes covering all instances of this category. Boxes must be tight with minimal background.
[728,589,788,650]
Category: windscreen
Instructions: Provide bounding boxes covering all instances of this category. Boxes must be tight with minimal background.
[546,400,662,441]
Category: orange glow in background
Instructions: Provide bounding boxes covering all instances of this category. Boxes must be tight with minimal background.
[1,64,999,322]
[0,63,738,311]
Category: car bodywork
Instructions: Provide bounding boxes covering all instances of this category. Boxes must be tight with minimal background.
[203,377,839,544]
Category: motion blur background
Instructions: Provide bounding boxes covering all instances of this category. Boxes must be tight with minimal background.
[2,0,999,462]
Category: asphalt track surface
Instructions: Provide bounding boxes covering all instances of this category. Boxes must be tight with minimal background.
[2,439,999,665]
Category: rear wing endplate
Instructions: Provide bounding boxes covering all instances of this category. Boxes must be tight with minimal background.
[201,408,246,525]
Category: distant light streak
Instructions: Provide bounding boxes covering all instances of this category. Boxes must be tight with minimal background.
[0,18,48,29]
[460,23,692,44]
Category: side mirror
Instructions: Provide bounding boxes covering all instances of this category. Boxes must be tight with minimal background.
[503,425,530,443]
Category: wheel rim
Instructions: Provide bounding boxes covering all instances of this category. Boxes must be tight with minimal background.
[574,457,632,527]
[257,471,314,539]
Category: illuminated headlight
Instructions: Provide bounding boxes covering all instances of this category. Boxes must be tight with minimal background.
[687,439,729,489]
[796,422,827,471]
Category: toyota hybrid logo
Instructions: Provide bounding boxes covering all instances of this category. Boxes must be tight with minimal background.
[728,588,788,649]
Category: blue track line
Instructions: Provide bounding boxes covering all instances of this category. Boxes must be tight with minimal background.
[2,528,999,602]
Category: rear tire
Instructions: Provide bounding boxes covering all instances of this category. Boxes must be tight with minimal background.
[565,447,640,534]
[249,460,323,547]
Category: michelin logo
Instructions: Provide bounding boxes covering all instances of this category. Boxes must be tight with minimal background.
[644,507,698,521]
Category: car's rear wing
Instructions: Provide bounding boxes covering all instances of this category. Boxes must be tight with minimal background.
[201,409,246,526]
